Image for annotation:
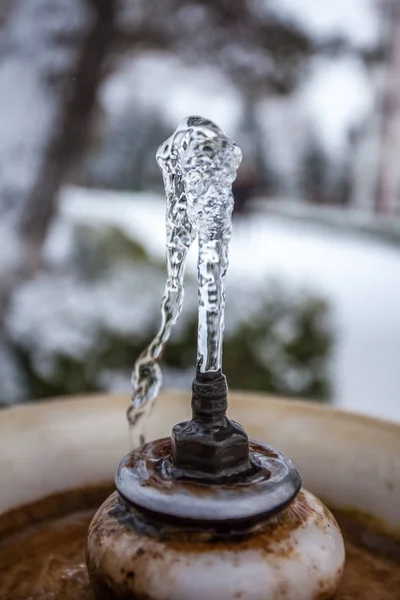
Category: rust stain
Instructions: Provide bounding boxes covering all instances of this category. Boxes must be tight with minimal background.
[87,490,345,599]
[334,505,400,541]
[87,491,321,599]
[0,483,114,539]
[122,438,284,499]
[6,484,400,600]
[94,490,316,560]
[314,573,342,599]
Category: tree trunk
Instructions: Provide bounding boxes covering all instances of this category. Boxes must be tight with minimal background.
[376,0,400,215]
[0,0,115,313]
[18,0,116,258]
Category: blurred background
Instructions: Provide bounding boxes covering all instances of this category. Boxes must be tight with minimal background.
[0,0,399,421]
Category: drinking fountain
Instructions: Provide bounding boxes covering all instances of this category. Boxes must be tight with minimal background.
[85,117,345,600]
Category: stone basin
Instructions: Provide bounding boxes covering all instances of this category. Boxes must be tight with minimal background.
[0,391,399,599]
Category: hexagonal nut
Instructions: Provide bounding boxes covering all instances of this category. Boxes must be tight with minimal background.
[171,417,249,475]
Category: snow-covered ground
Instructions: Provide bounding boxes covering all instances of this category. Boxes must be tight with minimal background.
[59,186,400,422]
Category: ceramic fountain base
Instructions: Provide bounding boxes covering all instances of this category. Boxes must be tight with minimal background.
[86,429,343,600]
[1,392,399,599]
[86,487,344,600]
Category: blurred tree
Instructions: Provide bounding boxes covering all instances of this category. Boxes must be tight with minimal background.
[74,104,170,190]
[0,0,116,396]
[114,0,313,96]
[78,0,314,194]
[0,0,313,307]
[0,0,115,313]
[234,94,277,211]
[0,0,316,396]
[376,0,400,215]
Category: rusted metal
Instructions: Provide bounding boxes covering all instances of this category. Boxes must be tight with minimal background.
[117,370,301,524]
[172,369,251,479]
[115,437,301,525]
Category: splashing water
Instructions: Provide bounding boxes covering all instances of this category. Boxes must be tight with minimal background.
[127,116,242,447]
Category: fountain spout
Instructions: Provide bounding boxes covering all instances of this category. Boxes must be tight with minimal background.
[171,369,250,479]
[86,117,345,600]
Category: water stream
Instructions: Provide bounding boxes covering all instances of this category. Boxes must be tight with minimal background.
[127,116,241,446]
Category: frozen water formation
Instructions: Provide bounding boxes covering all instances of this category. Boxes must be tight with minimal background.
[128,116,242,442]
[89,123,344,600]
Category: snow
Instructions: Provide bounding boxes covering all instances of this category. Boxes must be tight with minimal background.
[60,186,400,422]
[276,0,379,48]
[7,264,164,380]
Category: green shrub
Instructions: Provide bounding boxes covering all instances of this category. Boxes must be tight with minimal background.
[3,222,334,404]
